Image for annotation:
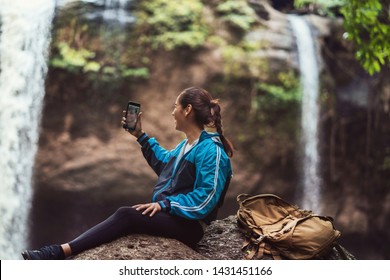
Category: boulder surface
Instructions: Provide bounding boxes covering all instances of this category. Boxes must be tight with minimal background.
[72,215,355,260]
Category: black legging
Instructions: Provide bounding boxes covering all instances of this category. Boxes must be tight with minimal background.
[68,207,204,255]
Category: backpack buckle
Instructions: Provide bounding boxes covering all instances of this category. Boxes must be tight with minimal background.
[254,234,265,244]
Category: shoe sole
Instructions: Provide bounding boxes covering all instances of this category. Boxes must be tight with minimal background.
[21,251,32,260]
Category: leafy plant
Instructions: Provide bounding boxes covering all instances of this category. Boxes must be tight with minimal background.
[216,0,256,31]
[256,71,301,109]
[294,0,345,15]
[340,0,390,75]
[136,0,208,50]
[50,41,149,79]
[50,42,98,72]
[121,67,149,78]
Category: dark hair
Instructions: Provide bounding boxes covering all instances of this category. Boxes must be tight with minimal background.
[179,87,234,157]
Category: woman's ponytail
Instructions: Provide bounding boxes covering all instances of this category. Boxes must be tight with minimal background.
[210,100,234,158]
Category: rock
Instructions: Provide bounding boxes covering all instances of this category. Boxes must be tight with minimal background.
[198,215,355,260]
[196,215,247,259]
[72,234,207,260]
[72,215,355,260]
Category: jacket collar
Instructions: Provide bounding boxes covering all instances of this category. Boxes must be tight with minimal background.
[199,130,221,143]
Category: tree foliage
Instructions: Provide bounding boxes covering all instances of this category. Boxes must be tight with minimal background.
[215,0,256,31]
[340,0,390,75]
[136,0,208,50]
[294,0,345,15]
[294,0,390,75]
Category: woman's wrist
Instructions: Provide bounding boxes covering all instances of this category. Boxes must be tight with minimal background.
[134,130,145,139]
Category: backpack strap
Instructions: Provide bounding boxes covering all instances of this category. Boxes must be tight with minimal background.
[236,193,253,205]
[244,245,257,260]
[241,234,283,260]
[241,234,264,259]
[333,243,349,260]
[256,242,266,259]
[259,242,282,260]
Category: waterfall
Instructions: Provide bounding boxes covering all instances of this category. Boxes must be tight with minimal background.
[57,0,134,24]
[288,15,322,214]
[0,0,55,259]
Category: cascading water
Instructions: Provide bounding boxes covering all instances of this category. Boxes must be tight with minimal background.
[97,0,135,24]
[288,15,322,214]
[57,0,134,24]
[0,0,55,259]
[0,0,133,259]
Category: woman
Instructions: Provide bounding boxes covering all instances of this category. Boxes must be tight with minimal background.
[22,87,233,260]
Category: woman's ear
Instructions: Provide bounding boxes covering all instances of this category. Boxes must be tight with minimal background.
[185,104,192,116]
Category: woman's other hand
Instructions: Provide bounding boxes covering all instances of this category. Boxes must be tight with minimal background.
[132,202,161,217]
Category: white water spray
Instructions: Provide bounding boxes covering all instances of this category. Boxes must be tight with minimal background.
[0,0,55,259]
[289,15,322,214]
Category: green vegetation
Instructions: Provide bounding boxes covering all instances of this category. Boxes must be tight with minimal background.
[136,0,208,50]
[216,0,256,31]
[294,0,345,15]
[294,0,390,75]
[135,0,256,49]
[50,42,98,72]
[50,4,150,80]
[220,40,267,80]
[340,0,389,75]
[50,0,389,85]
[255,71,301,113]
[50,41,149,78]
[49,0,261,83]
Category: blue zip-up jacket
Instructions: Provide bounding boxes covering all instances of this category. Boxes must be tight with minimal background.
[137,130,233,224]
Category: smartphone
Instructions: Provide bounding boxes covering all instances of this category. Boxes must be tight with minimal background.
[123,101,140,131]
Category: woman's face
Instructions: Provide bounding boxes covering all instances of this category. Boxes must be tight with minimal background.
[172,95,187,131]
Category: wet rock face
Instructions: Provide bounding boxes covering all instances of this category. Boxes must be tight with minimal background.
[72,215,355,260]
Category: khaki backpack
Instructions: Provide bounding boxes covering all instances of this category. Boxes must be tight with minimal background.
[236,193,342,260]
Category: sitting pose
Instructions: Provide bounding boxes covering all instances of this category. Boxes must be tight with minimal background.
[22,86,233,260]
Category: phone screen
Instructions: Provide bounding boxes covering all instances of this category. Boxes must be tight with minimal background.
[125,102,140,131]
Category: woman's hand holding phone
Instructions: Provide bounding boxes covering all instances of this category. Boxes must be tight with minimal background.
[122,110,144,138]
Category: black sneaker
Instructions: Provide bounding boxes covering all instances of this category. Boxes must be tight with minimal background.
[21,245,65,260]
